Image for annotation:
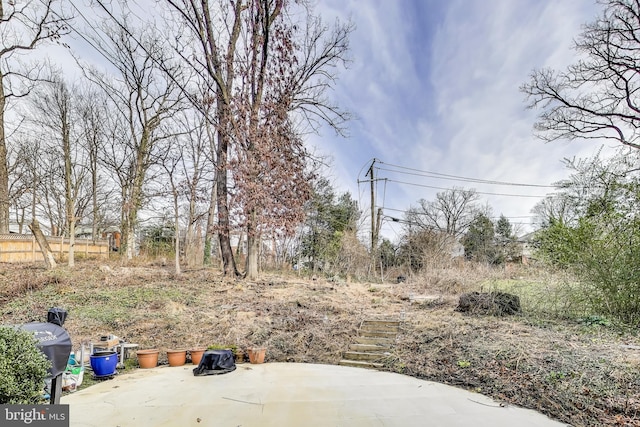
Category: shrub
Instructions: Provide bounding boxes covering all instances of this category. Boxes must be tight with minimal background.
[535,215,640,325]
[0,327,51,404]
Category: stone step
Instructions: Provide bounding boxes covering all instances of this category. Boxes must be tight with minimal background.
[361,320,401,328]
[354,336,395,346]
[339,359,384,369]
[349,343,391,352]
[342,351,389,362]
[360,324,400,334]
[358,329,398,338]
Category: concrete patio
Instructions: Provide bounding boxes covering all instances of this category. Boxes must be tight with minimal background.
[62,363,568,426]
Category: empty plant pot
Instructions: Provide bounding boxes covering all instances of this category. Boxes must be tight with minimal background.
[189,349,206,365]
[90,351,118,376]
[167,349,187,367]
[247,347,266,364]
[136,349,160,369]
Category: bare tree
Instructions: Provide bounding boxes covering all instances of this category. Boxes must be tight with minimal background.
[532,149,639,228]
[156,111,213,272]
[81,17,183,260]
[77,86,113,242]
[157,140,183,275]
[405,187,483,238]
[179,114,211,268]
[165,0,351,278]
[165,0,244,276]
[531,195,576,229]
[0,0,70,233]
[29,77,88,266]
[38,147,66,235]
[202,95,219,266]
[523,0,640,150]
[9,138,40,232]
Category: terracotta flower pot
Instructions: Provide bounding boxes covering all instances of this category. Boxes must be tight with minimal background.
[136,349,159,369]
[167,349,187,367]
[189,349,206,365]
[247,347,266,364]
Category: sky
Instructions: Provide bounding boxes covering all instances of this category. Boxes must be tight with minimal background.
[41,0,614,242]
[307,0,614,241]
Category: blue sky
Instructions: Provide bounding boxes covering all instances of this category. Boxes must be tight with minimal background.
[311,0,615,240]
[45,0,614,241]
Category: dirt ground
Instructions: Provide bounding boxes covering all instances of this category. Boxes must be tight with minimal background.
[1,261,638,426]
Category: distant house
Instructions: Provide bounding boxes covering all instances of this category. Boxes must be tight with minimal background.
[8,221,51,235]
[515,232,537,265]
[101,228,121,252]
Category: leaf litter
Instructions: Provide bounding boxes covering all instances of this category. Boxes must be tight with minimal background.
[0,261,638,426]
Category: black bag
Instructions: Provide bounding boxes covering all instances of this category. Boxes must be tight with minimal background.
[47,307,68,326]
[193,350,236,376]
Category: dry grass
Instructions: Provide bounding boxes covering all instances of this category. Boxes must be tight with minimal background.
[1,260,639,426]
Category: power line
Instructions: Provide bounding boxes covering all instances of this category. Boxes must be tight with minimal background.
[381,206,534,220]
[66,1,116,55]
[385,179,548,198]
[376,160,555,189]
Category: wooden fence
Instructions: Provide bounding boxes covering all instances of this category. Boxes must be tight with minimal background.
[0,234,109,263]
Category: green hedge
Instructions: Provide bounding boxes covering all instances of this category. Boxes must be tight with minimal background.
[0,327,51,404]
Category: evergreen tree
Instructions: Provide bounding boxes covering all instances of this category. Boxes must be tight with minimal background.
[463,214,498,263]
[495,214,512,239]
[300,178,359,272]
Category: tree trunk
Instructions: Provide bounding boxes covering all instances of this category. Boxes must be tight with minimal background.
[68,220,75,268]
[17,207,24,234]
[29,219,57,269]
[245,210,259,279]
[185,194,203,268]
[216,151,237,275]
[125,225,134,260]
[173,187,181,275]
[0,69,9,234]
[204,177,217,265]
[215,102,238,276]
[90,140,98,243]
[63,95,75,268]
[204,111,217,266]
[122,142,147,262]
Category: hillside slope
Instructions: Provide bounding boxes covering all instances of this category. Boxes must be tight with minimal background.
[1,262,638,426]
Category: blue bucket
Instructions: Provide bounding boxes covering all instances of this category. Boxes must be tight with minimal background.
[90,351,118,376]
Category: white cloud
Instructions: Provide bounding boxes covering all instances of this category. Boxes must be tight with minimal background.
[311,0,611,239]
[417,0,606,229]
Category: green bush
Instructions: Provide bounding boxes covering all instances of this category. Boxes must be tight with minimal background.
[535,215,640,325]
[0,327,51,404]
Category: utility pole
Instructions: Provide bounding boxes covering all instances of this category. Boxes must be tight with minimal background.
[365,159,386,280]
[367,159,376,252]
